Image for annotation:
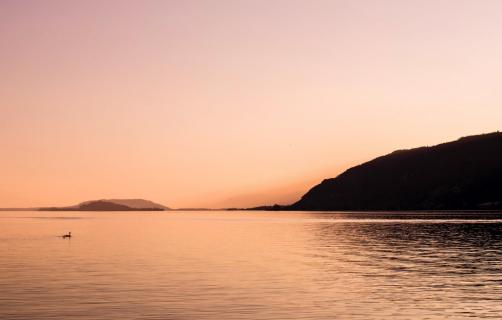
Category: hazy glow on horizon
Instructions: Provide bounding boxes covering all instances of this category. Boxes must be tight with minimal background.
[1,0,502,208]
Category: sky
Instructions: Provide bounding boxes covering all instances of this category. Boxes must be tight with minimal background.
[1,0,502,208]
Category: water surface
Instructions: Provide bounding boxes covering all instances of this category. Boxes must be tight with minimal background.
[1,211,501,319]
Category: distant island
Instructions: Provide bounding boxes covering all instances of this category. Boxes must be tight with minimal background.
[40,199,169,211]
[282,132,502,211]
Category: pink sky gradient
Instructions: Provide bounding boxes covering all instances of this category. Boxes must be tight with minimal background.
[1,0,502,208]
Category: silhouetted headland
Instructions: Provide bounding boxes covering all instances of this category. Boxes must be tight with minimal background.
[40,199,169,211]
[283,132,502,211]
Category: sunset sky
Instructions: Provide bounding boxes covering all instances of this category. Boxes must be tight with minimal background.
[1,0,502,208]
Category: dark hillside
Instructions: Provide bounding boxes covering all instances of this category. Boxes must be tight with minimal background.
[291,132,502,211]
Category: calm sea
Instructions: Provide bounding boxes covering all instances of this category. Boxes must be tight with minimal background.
[0,211,501,319]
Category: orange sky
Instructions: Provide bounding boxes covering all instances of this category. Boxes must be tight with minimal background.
[1,0,502,208]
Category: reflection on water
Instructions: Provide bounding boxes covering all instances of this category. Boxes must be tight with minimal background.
[0,211,501,319]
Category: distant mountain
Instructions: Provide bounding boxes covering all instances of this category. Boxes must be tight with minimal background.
[291,132,502,211]
[40,199,169,211]
[78,199,169,210]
